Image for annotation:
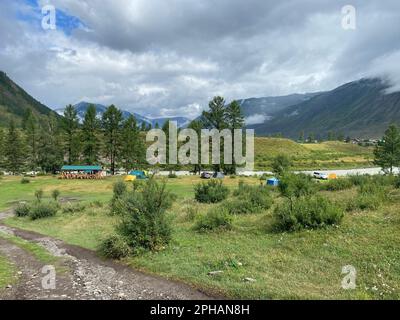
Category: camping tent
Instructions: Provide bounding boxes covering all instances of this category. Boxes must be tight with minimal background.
[129,170,148,179]
[267,177,280,186]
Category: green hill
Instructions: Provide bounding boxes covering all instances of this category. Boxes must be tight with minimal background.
[0,71,56,127]
[254,137,373,170]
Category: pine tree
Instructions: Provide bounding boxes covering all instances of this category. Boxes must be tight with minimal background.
[102,105,123,175]
[188,120,203,174]
[120,115,146,172]
[62,104,80,164]
[37,114,64,173]
[23,110,39,170]
[82,104,101,165]
[373,124,400,174]
[202,96,228,172]
[3,121,26,174]
[224,100,245,174]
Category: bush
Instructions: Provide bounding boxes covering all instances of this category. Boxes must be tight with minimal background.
[320,178,353,191]
[194,207,233,232]
[271,154,292,176]
[226,182,273,214]
[29,201,58,220]
[274,196,344,232]
[20,178,30,184]
[98,235,131,259]
[62,202,86,214]
[51,189,61,201]
[110,181,127,214]
[194,180,229,203]
[346,181,388,211]
[14,202,31,217]
[168,172,178,178]
[115,178,174,254]
[279,173,316,199]
[34,189,44,202]
[184,203,200,221]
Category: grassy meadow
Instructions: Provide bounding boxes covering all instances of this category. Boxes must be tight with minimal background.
[255,138,373,170]
[1,173,399,300]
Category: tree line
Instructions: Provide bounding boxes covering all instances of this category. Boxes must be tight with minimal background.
[0,96,246,175]
[0,104,146,175]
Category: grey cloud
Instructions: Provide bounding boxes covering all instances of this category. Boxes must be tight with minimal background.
[1,0,400,118]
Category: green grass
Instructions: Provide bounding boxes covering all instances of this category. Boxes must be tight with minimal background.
[0,254,16,289]
[3,175,399,299]
[255,138,373,170]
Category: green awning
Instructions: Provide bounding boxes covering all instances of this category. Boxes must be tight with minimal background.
[61,165,102,171]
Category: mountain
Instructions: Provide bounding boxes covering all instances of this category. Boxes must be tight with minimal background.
[55,102,191,128]
[239,93,321,125]
[0,71,57,127]
[251,78,400,139]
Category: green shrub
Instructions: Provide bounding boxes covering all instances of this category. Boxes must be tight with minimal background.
[279,173,316,199]
[346,181,388,211]
[274,196,344,232]
[14,202,31,217]
[194,180,229,203]
[227,182,273,214]
[115,178,174,254]
[20,178,30,184]
[98,235,131,259]
[110,181,127,214]
[320,178,353,191]
[34,189,44,202]
[184,203,200,221]
[394,176,400,189]
[271,154,292,176]
[51,189,61,201]
[29,201,58,220]
[194,207,233,232]
[62,202,86,214]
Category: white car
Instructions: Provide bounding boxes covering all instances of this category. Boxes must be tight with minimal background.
[313,172,329,180]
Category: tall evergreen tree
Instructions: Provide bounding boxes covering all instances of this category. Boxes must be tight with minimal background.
[62,104,80,164]
[37,114,64,173]
[3,121,26,174]
[82,104,101,165]
[140,121,147,132]
[202,96,227,130]
[224,100,245,174]
[202,96,228,173]
[120,115,146,172]
[374,124,400,174]
[23,110,39,170]
[188,120,203,174]
[102,105,123,175]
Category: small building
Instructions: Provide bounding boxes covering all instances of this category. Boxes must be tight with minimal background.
[267,177,280,186]
[60,165,104,179]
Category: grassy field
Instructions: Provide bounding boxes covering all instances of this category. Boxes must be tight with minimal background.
[255,138,373,170]
[1,175,399,299]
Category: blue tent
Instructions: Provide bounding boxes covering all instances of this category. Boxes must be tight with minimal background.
[267,177,280,186]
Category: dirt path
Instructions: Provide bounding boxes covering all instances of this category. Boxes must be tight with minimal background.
[0,211,213,300]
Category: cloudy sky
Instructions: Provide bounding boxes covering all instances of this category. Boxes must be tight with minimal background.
[1,0,400,119]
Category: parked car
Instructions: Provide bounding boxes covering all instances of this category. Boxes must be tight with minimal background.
[313,172,329,180]
[201,172,212,179]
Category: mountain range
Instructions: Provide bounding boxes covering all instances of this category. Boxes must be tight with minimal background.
[250,78,400,139]
[0,71,58,127]
[1,70,400,138]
